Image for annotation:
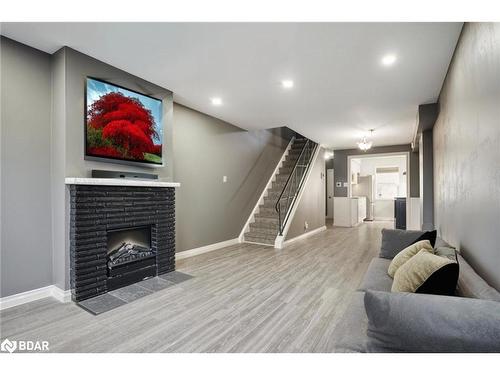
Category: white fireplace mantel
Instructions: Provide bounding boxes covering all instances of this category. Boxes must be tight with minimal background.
[65,177,180,188]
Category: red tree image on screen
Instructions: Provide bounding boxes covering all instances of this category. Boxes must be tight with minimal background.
[87,92,161,161]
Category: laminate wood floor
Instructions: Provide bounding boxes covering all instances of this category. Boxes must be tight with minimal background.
[0,221,391,352]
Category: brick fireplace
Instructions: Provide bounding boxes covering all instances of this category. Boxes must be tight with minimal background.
[67,179,178,302]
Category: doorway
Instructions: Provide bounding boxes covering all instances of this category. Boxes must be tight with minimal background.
[348,153,410,229]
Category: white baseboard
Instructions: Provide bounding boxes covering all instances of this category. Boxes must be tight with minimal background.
[1,237,241,310]
[0,285,71,310]
[281,225,327,247]
[176,237,239,260]
[373,217,395,222]
[51,286,72,303]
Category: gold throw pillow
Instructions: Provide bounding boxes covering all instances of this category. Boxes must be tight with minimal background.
[388,239,434,278]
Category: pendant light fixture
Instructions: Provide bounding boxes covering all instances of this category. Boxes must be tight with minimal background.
[357,129,374,151]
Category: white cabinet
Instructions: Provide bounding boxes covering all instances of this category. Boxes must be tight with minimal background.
[334,197,366,227]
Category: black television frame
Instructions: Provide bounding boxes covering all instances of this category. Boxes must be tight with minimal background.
[84,76,164,168]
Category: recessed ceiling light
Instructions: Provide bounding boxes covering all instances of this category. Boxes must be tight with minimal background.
[381,54,397,66]
[211,97,222,106]
[281,80,294,89]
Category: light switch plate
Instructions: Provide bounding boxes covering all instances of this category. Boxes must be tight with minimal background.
[343,182,349,187]
[223,176,228,183]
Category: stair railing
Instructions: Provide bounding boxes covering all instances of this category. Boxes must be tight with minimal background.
[275,138,318,236]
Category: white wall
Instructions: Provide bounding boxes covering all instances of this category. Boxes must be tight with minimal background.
[350,158,361,183]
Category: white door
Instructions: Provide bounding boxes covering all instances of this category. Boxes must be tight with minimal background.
[326,169,334,219]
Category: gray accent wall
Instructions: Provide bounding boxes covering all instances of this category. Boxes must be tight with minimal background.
[173,104,291,252]
[1,37,53,297]
[0,38,293,296]
[62,47,174,179]
[433,23,500,291]
[333,144,419,198]
[286,148,326,240]
[419,130,434,230]
[51,47,67,291]
[54,47,174,291]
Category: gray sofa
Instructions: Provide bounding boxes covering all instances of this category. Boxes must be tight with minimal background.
[331,229,500,353]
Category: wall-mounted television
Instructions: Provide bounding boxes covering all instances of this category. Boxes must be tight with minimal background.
[85,77,163,166]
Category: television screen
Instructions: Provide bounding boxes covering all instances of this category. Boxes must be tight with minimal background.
[85,77,163,165]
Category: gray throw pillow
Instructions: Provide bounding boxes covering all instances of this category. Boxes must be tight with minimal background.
[434,237,452,249]
[435,246,458,262]
[379,229,426,259]
[364,290,500,352]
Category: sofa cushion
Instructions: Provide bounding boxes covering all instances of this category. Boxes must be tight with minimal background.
[392,250,459,295]
[456,254,500,302]
[435,246,459,262]
[358,258,394,292]
[379,229,436,259]
[364,290,500,353]
[388,240,434,278]
[330,292,368,353]
[434,237,452,249]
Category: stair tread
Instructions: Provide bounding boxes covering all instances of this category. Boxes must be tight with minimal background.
[245,231,276,241]
[259,207,276,217]
[255,214,278,220]
[250,221,278,229]
[250,226,278,232]
[254,214,278,221]
[245,229,278,239]
[248,228,277,235]
[246,228,276,235]
[244,237,274,245]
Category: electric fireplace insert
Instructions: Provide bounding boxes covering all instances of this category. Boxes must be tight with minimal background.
[106,225,157,291]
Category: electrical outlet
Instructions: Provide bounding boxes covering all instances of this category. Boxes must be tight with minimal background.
[223,176,228,183]
[304,221,309,230]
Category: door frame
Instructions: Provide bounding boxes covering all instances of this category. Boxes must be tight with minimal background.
[326,168,334,219]
[347,151,410,227]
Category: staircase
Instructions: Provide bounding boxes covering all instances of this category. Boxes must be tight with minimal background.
[243,137,317,245]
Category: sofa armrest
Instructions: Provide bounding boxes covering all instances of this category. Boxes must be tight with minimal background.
[364,290,500,353]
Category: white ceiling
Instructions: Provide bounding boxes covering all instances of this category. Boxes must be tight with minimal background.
[1,23,462,149]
